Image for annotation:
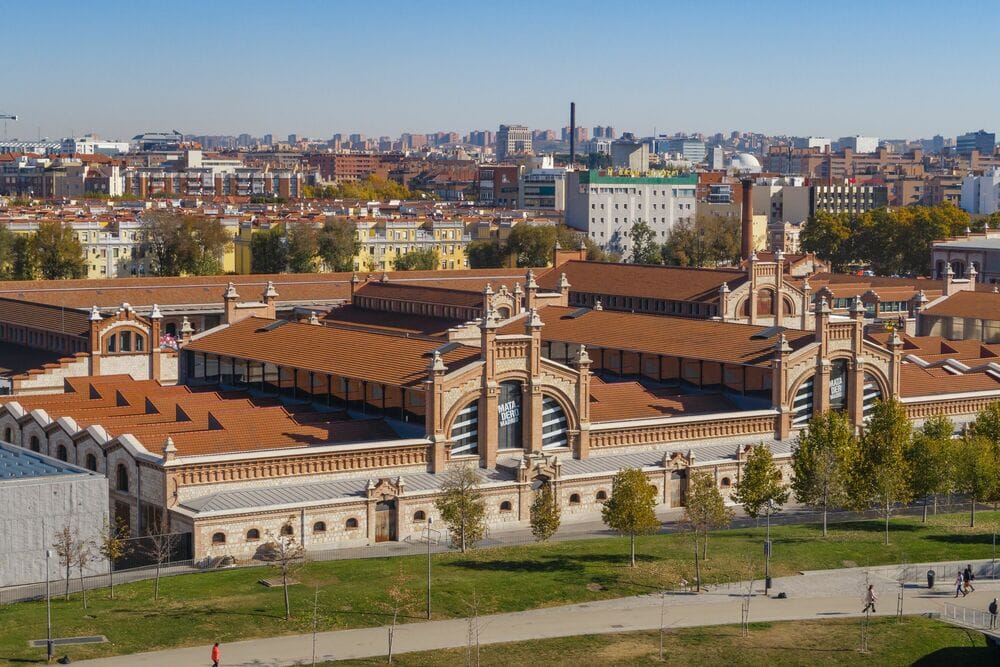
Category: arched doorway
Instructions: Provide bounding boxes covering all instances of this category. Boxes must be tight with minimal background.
[497,380,523,450]
[375,499,397,542]
[862,372,883,422]
[792,375,814,427]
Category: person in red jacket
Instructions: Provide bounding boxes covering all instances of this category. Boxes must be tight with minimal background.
[211,642,221,667]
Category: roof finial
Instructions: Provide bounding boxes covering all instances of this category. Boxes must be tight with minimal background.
[150,303,163,320]
[89,305,102,321]
[594,299,603,311]
[429,350,447,373]
[224,282,239,299]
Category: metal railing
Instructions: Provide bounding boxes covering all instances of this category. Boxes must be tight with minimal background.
[941,602,1000,633]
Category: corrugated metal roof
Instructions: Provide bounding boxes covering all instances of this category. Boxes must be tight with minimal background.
[0,443,85,480]
[179,465,513,514]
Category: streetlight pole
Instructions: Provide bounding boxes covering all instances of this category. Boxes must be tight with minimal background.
[45,548,53,663]
[426,517,433,619]
[764,502,772,595]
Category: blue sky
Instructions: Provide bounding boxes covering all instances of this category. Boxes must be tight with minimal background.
[4,0,997,141]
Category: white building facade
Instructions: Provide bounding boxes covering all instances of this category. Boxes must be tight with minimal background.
[565,170,697,256]
[960,169,1000,215]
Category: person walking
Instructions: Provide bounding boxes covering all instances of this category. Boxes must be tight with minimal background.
[989,598,998,630]
[211,642,221,667]
[862,584,877,614]
[963,565,975,594]
[954,571,966,598]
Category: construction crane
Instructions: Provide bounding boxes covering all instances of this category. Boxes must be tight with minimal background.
[0,113,17,141]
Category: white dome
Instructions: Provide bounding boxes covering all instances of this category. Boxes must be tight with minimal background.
[730,153,762,172]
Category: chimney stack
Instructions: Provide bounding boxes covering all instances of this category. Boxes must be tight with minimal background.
[569,102,576,167]
[740,178,753,260]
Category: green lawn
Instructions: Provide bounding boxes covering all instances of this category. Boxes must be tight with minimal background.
[328,617,997,666]
[0,511,997,665]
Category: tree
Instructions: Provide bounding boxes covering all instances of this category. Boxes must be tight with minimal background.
[380,565,416,664]
[435,464,488,552]
[951,435,1000,527]
[791,411,853,536]
[733,445,789,519]
[141,212,230,276]
[250,225,288,274]
[681,471,734,591]
[53,523,80,600]
[601,467,659,567]
[287,225,319,273]
[905,415,955,521]
[394,248,439,271]
[529,483,561,541]
[662,214,741,268]
[848,399,913,545]
[628,221,662,265]
[0,225,17,279]
[98,516,132,599]
[969,401,1000,450]
[317,217,360,272]
[506,224,556,268]
[11,234,37,280]
[466,240,507,269]
[75,537,95,610]
[34,221,86,279]
[800,210,855,271]
[142,516,179,600]
[257,517,307,620]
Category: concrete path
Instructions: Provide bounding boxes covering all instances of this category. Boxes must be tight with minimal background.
[73,561,1000,666]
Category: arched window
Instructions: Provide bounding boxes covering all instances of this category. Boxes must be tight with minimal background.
[56,445,67,462]
[280,524,294,536]
[85,453,98,471]
[720,477,732,487]
[569,493,581,505]
[135,334,145,352]
[541,395,569,449]
[496,306,511,319]
[107,334,116,353]
[120,331,132,352]
[345,518,359,529]
[413,510,426,521]
[756,289,775,316]
[651,487,658,496]
[29,435,40,452]
[499,501,513,511]
[449,400,479,456]
[116,464,129,492]
[313,521,327,533]
[3,427,11,442]
[212,532,226,544]
[246,528,261,541]
[596,490,608,501]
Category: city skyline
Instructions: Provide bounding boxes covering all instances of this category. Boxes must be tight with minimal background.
[5,0,999,141]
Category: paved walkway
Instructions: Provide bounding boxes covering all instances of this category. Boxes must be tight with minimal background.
[74,561,1000,666]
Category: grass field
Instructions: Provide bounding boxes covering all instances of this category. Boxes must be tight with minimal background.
[328,617,997,666]
[0,511,997,664]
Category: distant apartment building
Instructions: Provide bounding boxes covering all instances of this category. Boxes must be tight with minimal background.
[810,182,889,216]
[59,135,130,156]
[0,155,124,198]
[496,125,532,162]
[960,169,1000,215]
[763,146,927,180]
[836,136,879,154]
[478,165,521,207]
[354,219,470,271]
[305,153,398,183]
[517,157,567,212]
[592,126,616,139]
[565,170,697,255]
[663,138,707,163]
[957,130,996,157]
[610,140,650,171]
[561,126,588,144]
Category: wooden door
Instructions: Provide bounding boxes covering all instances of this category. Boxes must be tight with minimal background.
[375,500,397,542]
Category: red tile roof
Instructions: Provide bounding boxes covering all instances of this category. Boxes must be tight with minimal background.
[537,260,747,303]
[185,317,480,386]
[588,378,735,422]
[500,305,814,367]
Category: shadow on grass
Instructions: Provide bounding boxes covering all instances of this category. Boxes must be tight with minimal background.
[449,552,654,573]
[818,520,923,534]
[926,533,996,545]
[912,647,998,666]
[143,605,287,621]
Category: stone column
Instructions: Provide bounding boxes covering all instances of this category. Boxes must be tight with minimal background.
[574,345,592,459]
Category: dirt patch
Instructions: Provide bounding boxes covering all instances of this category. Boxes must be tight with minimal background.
[841,560,858,568]
[586,583,604,592]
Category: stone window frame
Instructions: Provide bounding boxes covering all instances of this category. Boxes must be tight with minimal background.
[211,532,226,544]
[413,510,426,521]
[246,528,261,541]
[345,517,360,529]
[313,521,327,533]
[499,501,513,512]
[596,490,608,501]
[568,493,581,505]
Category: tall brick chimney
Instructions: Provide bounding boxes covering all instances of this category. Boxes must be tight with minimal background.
[740,178,753,260]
